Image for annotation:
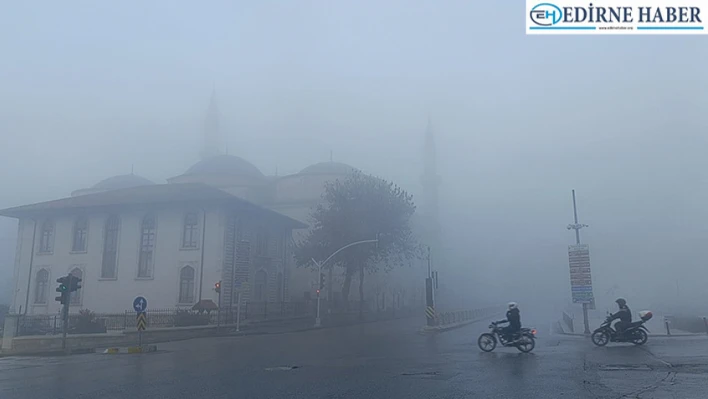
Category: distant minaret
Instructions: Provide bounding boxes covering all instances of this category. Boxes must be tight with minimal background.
[201,88,221,160]
[420,117,442,264]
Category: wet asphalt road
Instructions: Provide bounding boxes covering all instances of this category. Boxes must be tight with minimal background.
[0,315,706,399]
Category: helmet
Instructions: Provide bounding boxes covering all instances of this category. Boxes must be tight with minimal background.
[615,298,626,306]
[508,302,518,310]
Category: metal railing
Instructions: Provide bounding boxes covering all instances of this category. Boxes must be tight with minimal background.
[14,301,312,337]
[435,306,501,326]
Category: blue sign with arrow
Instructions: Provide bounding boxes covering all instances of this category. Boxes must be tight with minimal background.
[133,296,148,313]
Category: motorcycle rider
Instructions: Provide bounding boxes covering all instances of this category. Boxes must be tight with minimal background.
[608,297,632,337]
[497,302,522,341]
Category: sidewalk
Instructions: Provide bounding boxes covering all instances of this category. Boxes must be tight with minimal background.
[2,309,418,356]
[557,316,704,337]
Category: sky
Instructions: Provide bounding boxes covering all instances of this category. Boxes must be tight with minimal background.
[1,1,706,312]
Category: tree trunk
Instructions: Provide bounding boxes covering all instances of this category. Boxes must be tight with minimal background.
[342,270,353,311]
[358,263,364,320]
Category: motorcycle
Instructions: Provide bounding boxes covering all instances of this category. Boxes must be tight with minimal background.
[591,310,653,347]
[478,321,537,353]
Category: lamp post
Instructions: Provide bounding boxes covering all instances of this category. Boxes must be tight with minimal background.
[312,238,379,327]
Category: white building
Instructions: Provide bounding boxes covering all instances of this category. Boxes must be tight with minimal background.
[1,92,438,315]
[1,182,305,315]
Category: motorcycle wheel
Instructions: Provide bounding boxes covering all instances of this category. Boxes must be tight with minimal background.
[632,329,648,346]
[516,336,535,353]
[591,331,610,347]
[478,333,497,352]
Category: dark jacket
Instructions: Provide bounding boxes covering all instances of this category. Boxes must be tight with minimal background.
[506,308,521,330]
[610,305,632,324]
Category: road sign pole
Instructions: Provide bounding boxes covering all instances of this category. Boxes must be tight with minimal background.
[314,260,322,328]
[217,290,222,331]
[236,291,242,332]
[569,190,591,335]
[62,291,70,353]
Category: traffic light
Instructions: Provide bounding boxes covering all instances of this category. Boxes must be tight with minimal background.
[319,273,325,290]
[214,281,221,293]
[55,276,69,305]
[68,274,82,293]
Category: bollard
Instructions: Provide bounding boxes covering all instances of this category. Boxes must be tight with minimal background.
[665,320,671,336]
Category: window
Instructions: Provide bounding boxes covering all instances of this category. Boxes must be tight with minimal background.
[256,231,269,256]
[182,212,199,249]
[72,217,88,252]
[254,270,267,301]
[179,266,195,304]
[69,268,83,305]
[137,214,156,278]
[276,272,283,303]
[38,220,54,253]
[34,269,49,304]
[101,215,120,279]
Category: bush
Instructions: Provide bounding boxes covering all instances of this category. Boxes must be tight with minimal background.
[174,310,210,327]
[69,309,107,334]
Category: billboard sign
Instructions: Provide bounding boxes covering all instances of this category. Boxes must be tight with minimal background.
[568,244,594,304]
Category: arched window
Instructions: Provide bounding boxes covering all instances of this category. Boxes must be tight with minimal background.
[179,266,195,304]
[101,216,120,279]
[254,270,267,302]
[137,214,156,278]
[182,212,199,249]
[69,268,83,305]
[276,272,283,303]
[34,269,49,304]
[72,216,88,252]
[38,220,54,253]
[256,231,269,256]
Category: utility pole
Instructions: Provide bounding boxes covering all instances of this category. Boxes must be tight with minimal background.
[568,190,591,335]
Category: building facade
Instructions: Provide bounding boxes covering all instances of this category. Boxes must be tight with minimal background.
[1,184,304,314]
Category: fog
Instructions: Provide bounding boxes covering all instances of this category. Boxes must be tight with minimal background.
[1,2,706,317]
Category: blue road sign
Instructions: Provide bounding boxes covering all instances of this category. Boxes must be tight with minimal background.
[133,296,148,313]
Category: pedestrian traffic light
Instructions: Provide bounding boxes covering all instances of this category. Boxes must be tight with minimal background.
[68,274,82,293]
[215,281,221,293]
[319,273,325,290]
[55,276,69,304]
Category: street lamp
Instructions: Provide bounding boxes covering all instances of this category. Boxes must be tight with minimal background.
[312,237,379,327]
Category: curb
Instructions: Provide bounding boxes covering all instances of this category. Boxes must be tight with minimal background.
[555,319,707,338]
[102,344,158,354]
[419,317,489,335]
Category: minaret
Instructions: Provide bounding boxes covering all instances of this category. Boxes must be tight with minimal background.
[201,88,221,160]
[420,117,442,266]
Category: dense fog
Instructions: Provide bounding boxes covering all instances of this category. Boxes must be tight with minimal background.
[1,1,706,318]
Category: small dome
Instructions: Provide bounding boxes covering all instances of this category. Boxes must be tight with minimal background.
[184,155,264,178]
[92,174,155,190]
[299,162,357,176]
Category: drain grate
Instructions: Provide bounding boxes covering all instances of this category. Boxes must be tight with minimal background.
[401,371,439,376]
[599,364,651,371]
[265,366,300,371]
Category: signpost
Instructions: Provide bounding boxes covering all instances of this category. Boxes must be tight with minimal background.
[568,244,594,304]
[133,296,148,347]
[566,190,593,334]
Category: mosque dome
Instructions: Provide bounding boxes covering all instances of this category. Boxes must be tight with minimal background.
[184,155,264,178]
[299,161,357,176]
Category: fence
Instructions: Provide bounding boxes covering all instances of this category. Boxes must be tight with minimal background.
[14,301,312,337]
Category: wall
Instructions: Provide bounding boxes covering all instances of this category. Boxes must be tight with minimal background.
[12,205,227,314]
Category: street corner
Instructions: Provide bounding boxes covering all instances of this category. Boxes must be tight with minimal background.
[101,344,158,354]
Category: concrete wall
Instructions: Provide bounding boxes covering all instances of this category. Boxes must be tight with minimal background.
[12,205,230,314]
